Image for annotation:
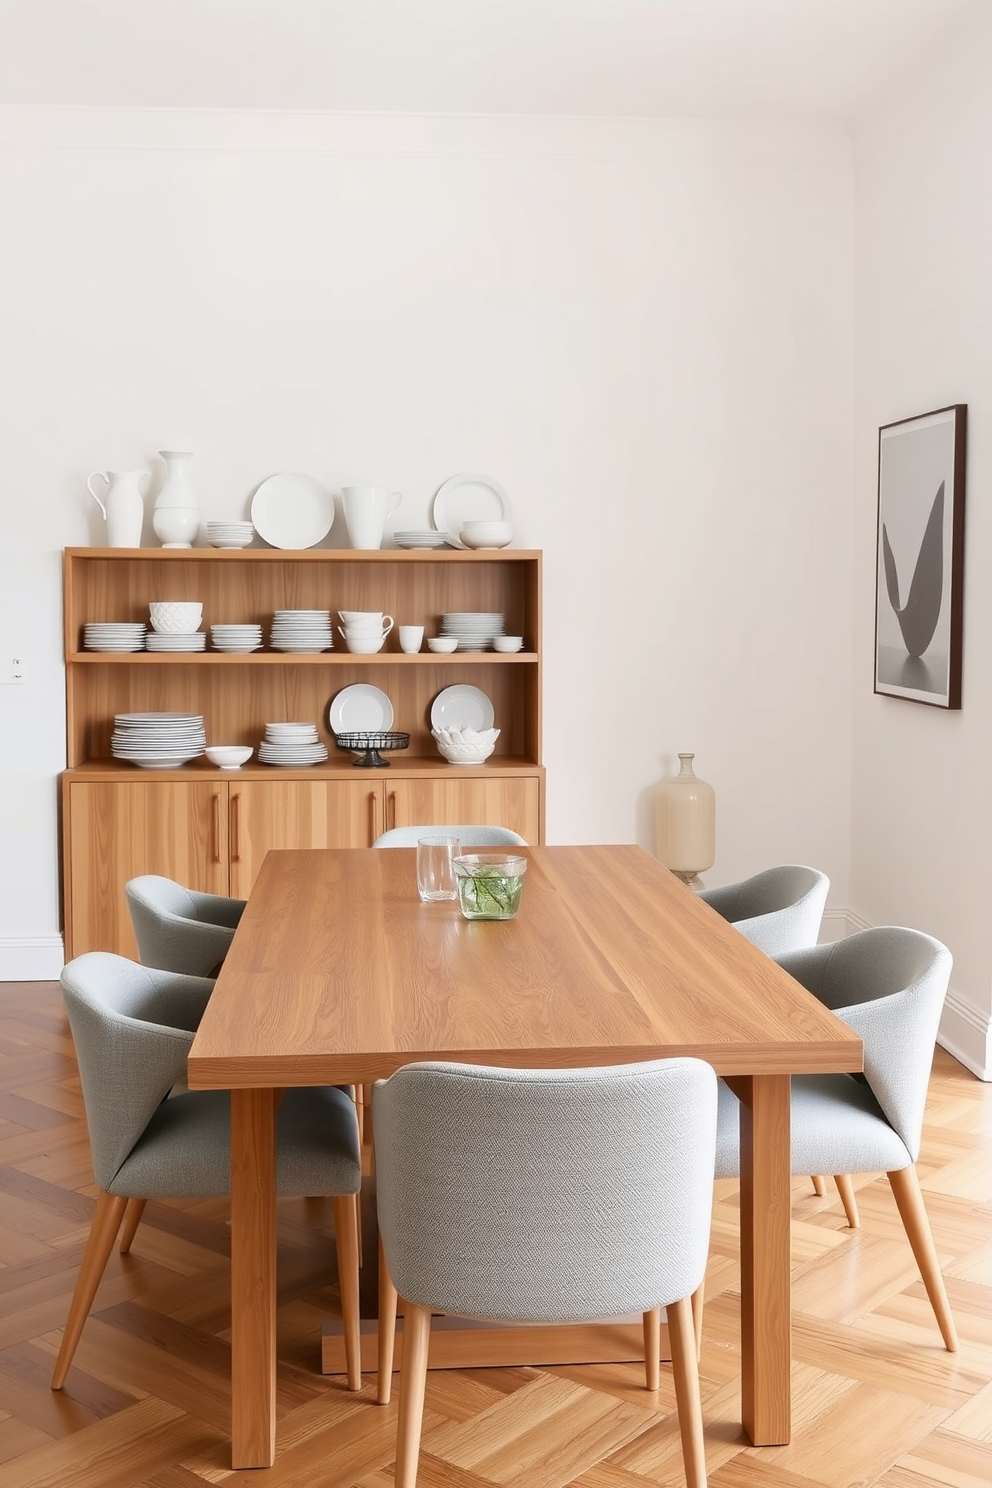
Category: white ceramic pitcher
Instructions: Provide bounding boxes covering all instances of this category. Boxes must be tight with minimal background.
[86,469,148,548]
[341,485,402,550]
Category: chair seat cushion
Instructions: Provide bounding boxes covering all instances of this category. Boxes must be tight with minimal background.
[110,1085,361,1198]
[714,1074,912,1179]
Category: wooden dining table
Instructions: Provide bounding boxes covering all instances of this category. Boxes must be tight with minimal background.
[187,843,863,1469]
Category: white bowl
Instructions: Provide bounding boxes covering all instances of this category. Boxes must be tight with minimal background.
[492,635,524,652]
[205,745,253,770]
[149,600,203,634]
[432,726,499,764]
[345,635,386,654]
[459,525,513,549]
[427,636,458,652]
[436,742,496,765]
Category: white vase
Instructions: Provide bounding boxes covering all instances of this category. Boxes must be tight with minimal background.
[655,752,716,888]
[153,450,201,548]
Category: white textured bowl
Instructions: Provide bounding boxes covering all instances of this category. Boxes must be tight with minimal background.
[427,636,458,652]
[205,745,253,770]
[492,635,524,652]
[432,726,499,764]
[149,600,203,634]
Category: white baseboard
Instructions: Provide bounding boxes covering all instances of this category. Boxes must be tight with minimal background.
[937,989,991,1082]
[0,935,65,981]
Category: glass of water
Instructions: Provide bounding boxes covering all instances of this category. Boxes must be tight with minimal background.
[417,836,461,902]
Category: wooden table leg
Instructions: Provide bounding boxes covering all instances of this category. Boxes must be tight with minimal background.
[230,1087,278,1468]
[731,1072,791,1446]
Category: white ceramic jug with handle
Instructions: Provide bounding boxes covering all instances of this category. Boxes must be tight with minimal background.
[341,485,403,550]
[86,469,148,547]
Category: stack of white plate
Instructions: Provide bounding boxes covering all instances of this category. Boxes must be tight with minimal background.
[258,722,329,767]
[210,623,264,653]
[206,521,254,549]
[394,530,450,549]
[269,610,334,653]
[84,622,146,652]
[145,631,207,652]
[440,611,506,651]
[111,712,206,769]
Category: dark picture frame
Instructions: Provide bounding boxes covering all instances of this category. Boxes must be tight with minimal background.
[874,404,967,709]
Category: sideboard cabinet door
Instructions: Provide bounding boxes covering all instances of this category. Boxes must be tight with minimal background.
[227,778,382,899]
[383,775,541,845]
[64,779,229,959]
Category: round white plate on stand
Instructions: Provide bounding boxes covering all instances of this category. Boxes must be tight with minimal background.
[430,684,495,733]
[328,684,394,735]
[431,473,511,548]
[251,473,334,549]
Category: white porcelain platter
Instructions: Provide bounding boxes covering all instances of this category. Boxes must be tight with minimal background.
[430,684,495,733]
[328,684,394,736]
[251,473,334,550]
[431,473,511,549]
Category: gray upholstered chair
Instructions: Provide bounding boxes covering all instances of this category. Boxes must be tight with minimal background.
[126,874,246,978]
[715,926,957,1350]
[51,952,363,1392]
[373,824,527,848]
[697,864,829,956]
[374,1059,718,1488]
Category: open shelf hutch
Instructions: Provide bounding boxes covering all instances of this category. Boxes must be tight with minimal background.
[61,546,543,958]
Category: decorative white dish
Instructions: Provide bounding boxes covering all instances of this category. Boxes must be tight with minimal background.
[328,683,394,735]
[430,684,495,733]
[250,473,334,550]
[432,473,511,548]
[492,635,524,652]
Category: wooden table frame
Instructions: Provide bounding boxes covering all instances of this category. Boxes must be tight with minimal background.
[187,845,862,1469]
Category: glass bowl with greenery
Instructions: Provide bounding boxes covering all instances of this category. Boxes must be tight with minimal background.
[452,853,528,921]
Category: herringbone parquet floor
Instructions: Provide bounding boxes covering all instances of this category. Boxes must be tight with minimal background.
[0,979,990,1487]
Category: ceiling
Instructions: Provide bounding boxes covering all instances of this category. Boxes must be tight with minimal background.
[0,0,978,123]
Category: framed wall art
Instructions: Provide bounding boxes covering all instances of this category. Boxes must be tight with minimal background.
[874,404,967,709]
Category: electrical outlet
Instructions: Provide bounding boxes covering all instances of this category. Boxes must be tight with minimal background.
[1,655,25,685]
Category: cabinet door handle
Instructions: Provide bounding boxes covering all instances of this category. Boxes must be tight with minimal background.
[211,793,221,863]
[231,792,241,862]
[387,790,397,830]
[368,791,378,844]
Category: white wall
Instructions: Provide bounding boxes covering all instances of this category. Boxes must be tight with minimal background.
[0,109,856,977]
[852,22,992,1077]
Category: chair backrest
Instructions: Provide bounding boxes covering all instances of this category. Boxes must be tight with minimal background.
[374,1058,717,1323]
[777,926,951,1160]
[125,875,238,976]
[373,824,527,848]
[60,952,214,1189]
[697,864,829,955]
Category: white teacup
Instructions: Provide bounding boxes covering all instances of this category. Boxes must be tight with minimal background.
[342,633,386,654]
[399,625,425,654]
[338,610,392,628]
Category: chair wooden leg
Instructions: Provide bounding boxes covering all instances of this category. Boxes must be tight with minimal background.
[667,1292,708,1488]
[332,1193,362,1391]
[51,1191,129,1389]
[887,1165,958,1351]
[834,1173,860,1228]
[642,1306,661,1391]
[394,1301,432,1488]
[377,1234,399,1405]
[690,1282,704,1362]
[810,1175,826,1196]
[118,1198,147,1253]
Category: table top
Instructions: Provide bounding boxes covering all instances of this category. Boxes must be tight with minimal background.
[187,844,862,1090]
